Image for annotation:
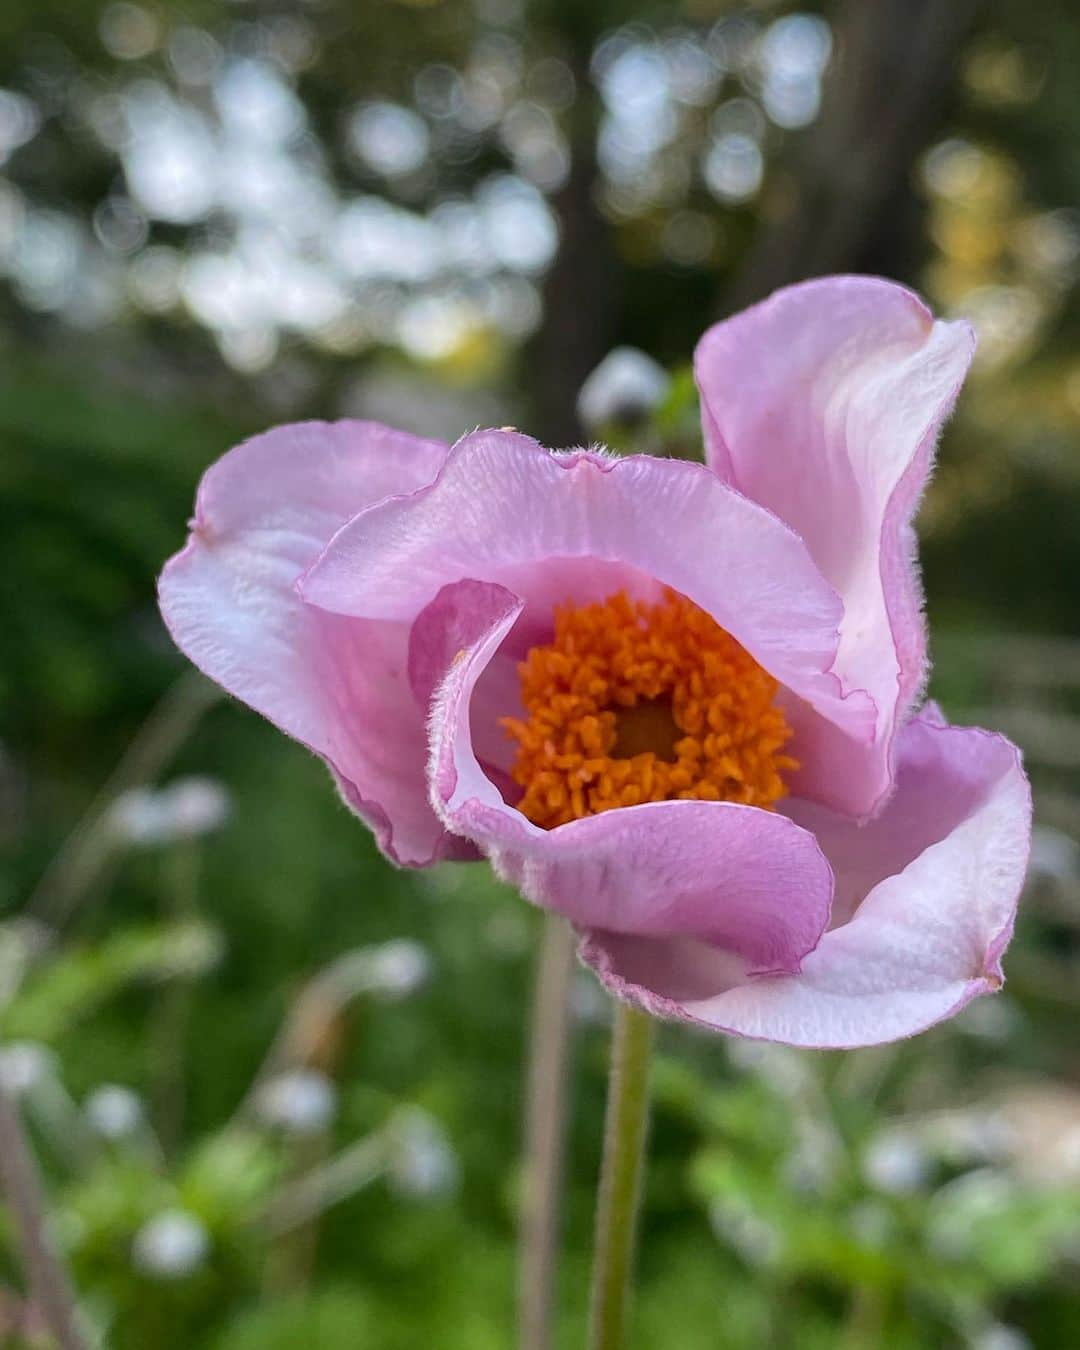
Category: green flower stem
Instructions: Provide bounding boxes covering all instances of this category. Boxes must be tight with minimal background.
[519,913,576,1350]
[587,1002,656,1350]
[0,1084,87,1350]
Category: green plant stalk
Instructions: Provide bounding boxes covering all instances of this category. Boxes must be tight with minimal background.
[152,839,200,1156]
[587,1002,656,1350]
[0,1085,87,1350]
[519,913,576,1350]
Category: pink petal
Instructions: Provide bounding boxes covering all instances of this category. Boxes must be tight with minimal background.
[696,276,975,817]
[158,420,468,866]
[420,581,834,975]
[301,429,875,743]
[581,711,1031,1047]
[408,579,526,779]
[492,802,833,976]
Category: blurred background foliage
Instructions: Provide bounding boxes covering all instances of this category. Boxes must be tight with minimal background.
[1,0,1079,1346]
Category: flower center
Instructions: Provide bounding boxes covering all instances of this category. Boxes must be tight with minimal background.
[502,590,798,829]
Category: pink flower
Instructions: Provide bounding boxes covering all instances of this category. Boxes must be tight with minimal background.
[159,276,1031,1048]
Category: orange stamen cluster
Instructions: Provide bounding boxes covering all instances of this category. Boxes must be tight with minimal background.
[502,590,797,829]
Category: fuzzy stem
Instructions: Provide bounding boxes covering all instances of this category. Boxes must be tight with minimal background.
[587,1003,655,1350]
[519,913,576,1350]
[0,1085,87,1350]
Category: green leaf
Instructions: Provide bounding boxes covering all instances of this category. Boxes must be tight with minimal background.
[0,920,224,1042]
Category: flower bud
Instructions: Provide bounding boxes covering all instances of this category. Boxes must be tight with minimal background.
[132,1210,209,1279]
[85,1084,145,1140]
[255,1069,337,1136]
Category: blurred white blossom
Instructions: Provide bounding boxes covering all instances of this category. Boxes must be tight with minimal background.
[100,4,160,61]
[708,1198,780,1267]
[365,939,432,998]
[85,1084,145,1140]
[0,88,41,164]
[256,1069,338,1136]
[107,777,231,847]
[132,1210,210,1278]
[0,918,49,1007]
[1029,824,1080,882]
[0,1042,56,1096]
[389,1109,459,1198]
[973,1326,1034,1350]
[863,1128,930,1194]
[571,972,611,1025]
[577,347,670,430]
[348,101,430,177]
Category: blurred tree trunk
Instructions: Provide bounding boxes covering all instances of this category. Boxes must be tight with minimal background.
[530,40,618,446]
[725,0,980,312]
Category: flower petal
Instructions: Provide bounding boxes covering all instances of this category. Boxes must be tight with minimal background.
[581,711,1031,1047]
[696,276,975,817]
[408,579,526,778]
[493,802,834,976]
[422,585,834,975]
[158,419,464,866]
[301,429,874,742]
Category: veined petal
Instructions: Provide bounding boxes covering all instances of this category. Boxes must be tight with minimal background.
[581,712,1031,1048]
[158,420,466,866]
[696,276,975,817]
[301,429,875,743]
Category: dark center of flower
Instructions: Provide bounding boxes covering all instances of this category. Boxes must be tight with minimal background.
[610,697,681,762]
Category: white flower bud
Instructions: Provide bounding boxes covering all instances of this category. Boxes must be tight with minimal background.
[389,1110,459,1198]
[0,1042,56,1096]
[85,1084,145,1140]
[577,347,670,430]
[132,1210,209,1279]
[366,940,431,998]
[863,1129,929,1194]
[107,777,230,847]
[973,1326,1033,1350]
[708,1199,780,1267]
[256,1069,337,1136]
[163,777,231,837]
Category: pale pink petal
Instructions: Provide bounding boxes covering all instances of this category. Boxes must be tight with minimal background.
[407,579,526,779]
[158,420,466,866]
[696,276,975,817]
[420,582,834,974]
[581,712,1031,1047]
[411,559,668,782]
[301,429,875,743]
[489,801,833,976]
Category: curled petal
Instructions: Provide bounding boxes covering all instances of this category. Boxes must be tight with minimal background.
[158,420,465,866]
[489,802,834,977]
[301,429,874,744]
[422,582,834,975]
[581,712,1031,1048]
[696,276,975,817]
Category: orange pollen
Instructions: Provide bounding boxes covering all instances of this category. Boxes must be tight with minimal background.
[501,590,798,830]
